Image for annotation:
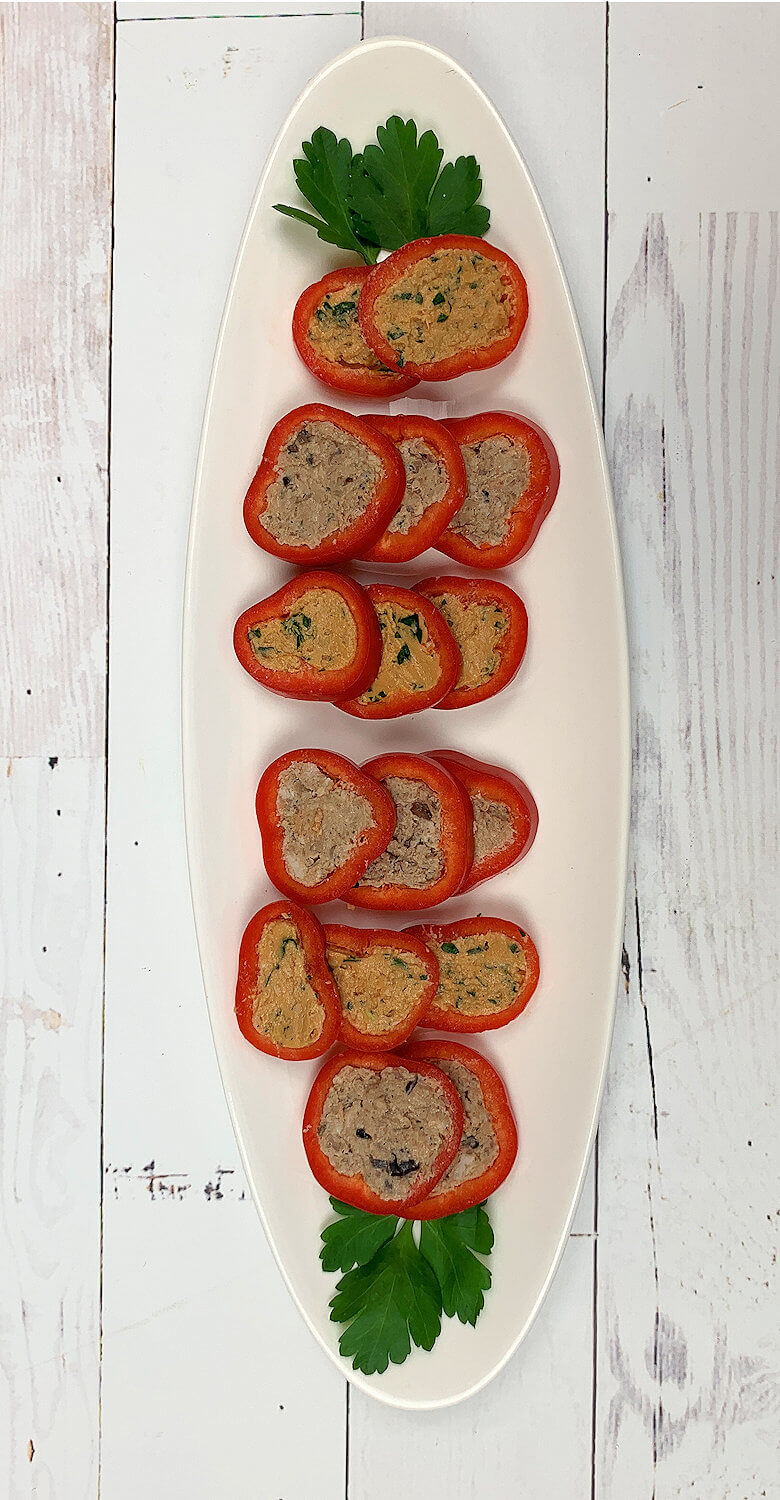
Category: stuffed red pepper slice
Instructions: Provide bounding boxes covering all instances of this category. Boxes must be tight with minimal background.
[324,924,439,1052]
[349,752,474,910]
[415,574,528,709]
[234,900,341,1061]
[357,415,466,563]
[431,750,538,891]
[302,1050,463,1215]
[358,234,528,383]
[256,748,396,905]
[292,266,419,398]
[398,1039,518,1219]
[243,403,405,565]
[234,571,382,701]
[409,916,539,1033]
[437,412,560,567]
[336,585,460,720]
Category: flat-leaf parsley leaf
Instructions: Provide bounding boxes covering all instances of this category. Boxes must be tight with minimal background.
[330,1219,442,1375]
[320,1197,396,1274]
[419,1204,493,1325]
[274,117,490,258]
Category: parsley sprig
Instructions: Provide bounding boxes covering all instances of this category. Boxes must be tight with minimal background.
[321,1197,494,1375]
[273,117,490,263]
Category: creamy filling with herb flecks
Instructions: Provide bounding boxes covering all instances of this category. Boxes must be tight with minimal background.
[307,283,394,375]
[428,929,528,1018]
[248,588,358,674]
[357,602,442,708]
[251,917,324,1048]
[372,249,511,368]
[430,592,508,690]
[327,941,430,1036]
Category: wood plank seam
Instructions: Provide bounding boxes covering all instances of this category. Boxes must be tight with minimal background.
[97,9,119,1496]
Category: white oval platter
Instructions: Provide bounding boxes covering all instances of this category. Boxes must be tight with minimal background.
[183,36,630,1409]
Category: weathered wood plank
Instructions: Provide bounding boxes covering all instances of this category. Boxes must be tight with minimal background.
[598,6,780,1494]
[0,758,104,1498]
[101,13,361,1493]
[0,3,113,758]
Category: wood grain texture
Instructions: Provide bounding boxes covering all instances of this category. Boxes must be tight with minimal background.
[100,13,361,1494]
[0,4,113,758]
[597,7,780,1495]
[0,758,104,1498]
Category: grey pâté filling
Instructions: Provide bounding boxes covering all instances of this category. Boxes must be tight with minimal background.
[387,439,448,535]
[307,286,395,376]
[430,592,508,690]
[262,420,382,548]
[251,917,325,1048]
[358,777,444,889]
[276,761,374,887]
[248,587,358,674]
[326,942,431,1036]
[471,794,515,867]
[317,1064,454,1200]
[430,929,528,1018]
[450,436,532,548]
[429,1059,499,1194]
[372,248,511,368]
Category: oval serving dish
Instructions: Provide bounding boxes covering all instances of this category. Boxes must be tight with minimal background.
[183,36,630,1409]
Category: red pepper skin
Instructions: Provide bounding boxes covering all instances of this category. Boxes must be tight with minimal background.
[408,916,540,1033]
[336,584,461,720]
[302,1050,464,1214]
[256,748,397,905]
[397,1039,518,1219]
[234,572,383,702]
[234,901,341,1061]
[430,750,538,891]
[415,574,528,710]
[436,412,560,568]
[348,752,474,911]
[243,404,406,565]
[291,267,419,398]
[357,235,529,382]
[324,923,439,1052]
[357,415,467,564]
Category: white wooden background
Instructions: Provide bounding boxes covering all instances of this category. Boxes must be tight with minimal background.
[1,2,777,1495]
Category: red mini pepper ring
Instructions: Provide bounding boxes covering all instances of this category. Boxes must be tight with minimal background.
[348,751,474,911]
[430,750,538,891]
[234,571,383,702]
[398,1038,519,1219]
[234,900,341,1061]
[408,916,539,1033]
[336,584,460,720]
[357,414,467,564]
[243,403,405,565]
[302,1049,464,1215]
[256,748,396,905]
[357,234,529,383]
[415,574,529,710]
[436,411,560,568]
[324,923,439,1053]
[291,266,419,398]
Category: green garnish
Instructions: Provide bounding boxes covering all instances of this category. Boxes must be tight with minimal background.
[396,643,411,665]
[321,1199,494,1374]
[284,612,313,649]
[397,612,423,642]
[274,116,490,263]
[441,941,459,954]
